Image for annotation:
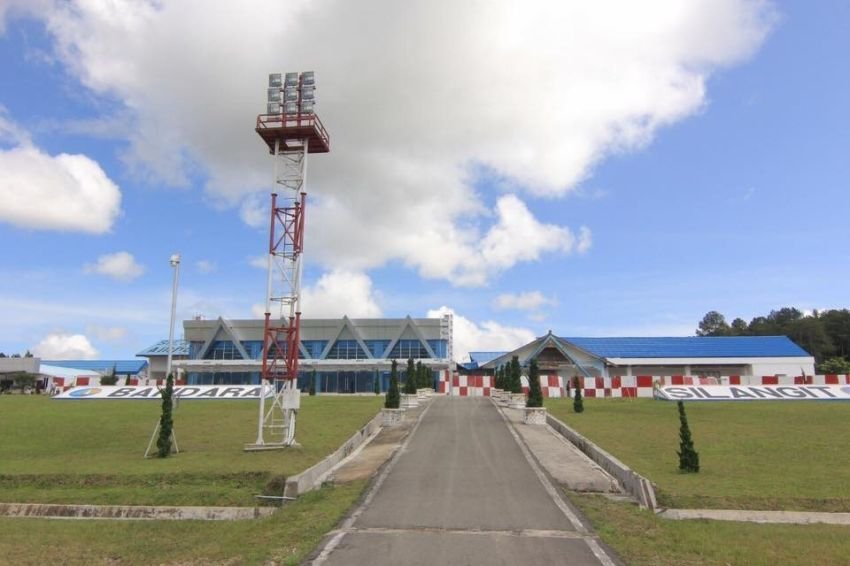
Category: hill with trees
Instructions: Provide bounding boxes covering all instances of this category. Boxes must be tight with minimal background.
[696,308,850,373]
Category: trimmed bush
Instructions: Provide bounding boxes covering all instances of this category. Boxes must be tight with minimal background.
[677,401,700,473]
[156,373,175,458]
[403,358,417,394]
[308,370,316,396]
[509,356,522,394]
[385,360,400,409]
[572,376,584,413]
[373,370,381,395]
[526,359,543,407]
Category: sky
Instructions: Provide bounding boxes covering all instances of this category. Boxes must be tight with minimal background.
[0,0,848,362]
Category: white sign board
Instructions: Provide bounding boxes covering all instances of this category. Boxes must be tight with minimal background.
[54,385,276,400]
[656,385,850,402]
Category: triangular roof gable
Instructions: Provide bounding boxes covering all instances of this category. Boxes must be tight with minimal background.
[524,334,597,377]
[382,316,436,359]
[319,316,374,359]
[197,317,250,360]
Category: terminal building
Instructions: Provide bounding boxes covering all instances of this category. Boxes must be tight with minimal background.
[139,314,453,393]
[466,332,815,378]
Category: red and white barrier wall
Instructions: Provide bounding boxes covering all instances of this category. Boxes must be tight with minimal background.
[438,373,850,398]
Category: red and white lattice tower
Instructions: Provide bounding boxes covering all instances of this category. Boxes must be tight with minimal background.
[246,71,330,450]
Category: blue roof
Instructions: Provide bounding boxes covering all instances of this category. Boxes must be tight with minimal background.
[469,352,506,365]
[136,339,191,356]
[562,336,810,359]
[42,359,149,375]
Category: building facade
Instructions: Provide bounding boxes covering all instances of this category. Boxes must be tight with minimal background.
[153,315,453,392]
[473,332,816,378]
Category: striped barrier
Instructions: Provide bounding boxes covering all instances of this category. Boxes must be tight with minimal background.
[439,373,850,398]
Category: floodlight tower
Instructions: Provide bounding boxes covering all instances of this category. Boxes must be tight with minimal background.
[245,71,330,451]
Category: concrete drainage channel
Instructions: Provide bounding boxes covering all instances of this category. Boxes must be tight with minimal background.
[0,408,391,521]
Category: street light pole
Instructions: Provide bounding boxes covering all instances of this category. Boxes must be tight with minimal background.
[166,254,181,381]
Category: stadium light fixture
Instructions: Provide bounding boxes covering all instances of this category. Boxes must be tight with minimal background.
[166,253,181,381]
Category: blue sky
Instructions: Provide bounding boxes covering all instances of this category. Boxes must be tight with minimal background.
[0,1,847,361]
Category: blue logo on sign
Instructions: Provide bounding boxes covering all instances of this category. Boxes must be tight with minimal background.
[68,387,102,398]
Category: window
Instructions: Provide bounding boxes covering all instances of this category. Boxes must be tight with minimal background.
[388,339,429,359]
[204,341,243,360]
[326,340,368,360]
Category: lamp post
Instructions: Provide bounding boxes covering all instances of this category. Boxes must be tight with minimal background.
[166,253,181,381]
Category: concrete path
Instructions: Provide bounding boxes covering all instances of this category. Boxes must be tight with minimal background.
[310,397,618,565]
[501,405,621,494]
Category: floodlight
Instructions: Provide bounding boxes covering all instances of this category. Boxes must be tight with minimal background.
[284,101,298,114]
[285,72,299,87]
[268,73,282,88]
[267,102,281,114]
[284,87,298,101]
[267,88,281,103]
[300,100,315,114]
[169,253,181,266]
[301,71,315,86]
[300,86,315,100]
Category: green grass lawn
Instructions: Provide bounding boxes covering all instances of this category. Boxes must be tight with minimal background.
[546,398,850,511]
[0,480,366,566]
[0,395,383,506]
[569,492,850,566]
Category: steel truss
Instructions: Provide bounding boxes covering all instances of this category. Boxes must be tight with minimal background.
[246,138,308,450]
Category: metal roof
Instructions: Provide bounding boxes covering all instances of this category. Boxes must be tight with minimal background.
[136,339,191,356]
[41,359,149,375]
[469,352,506,365]
[561,336,810,359]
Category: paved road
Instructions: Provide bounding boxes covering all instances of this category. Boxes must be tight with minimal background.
[312,397,616,565]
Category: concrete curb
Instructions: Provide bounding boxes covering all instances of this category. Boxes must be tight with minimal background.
[660,508,850,525]
[284,410,384,499]
[545,413,658,511]
[0,502,275,521]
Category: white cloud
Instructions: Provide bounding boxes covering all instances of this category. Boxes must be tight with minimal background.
[240,193,268,229]
[301,270,382,318]
[247,255,268,269]
[427,306,536,362]
[85,324,128,342]
[250,269,382,319]
[31,332,99,359]
[84,251,145,281]
[0,115,122,233]
[495,291,557,312]
[195,259,217,274]
[7,0,773,279]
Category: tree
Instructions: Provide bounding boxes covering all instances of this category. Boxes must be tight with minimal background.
[24,350,33,358]
[156,373,175,458]
[373,370,381,395]
[676,401,700,473]
[416,360,430,389]
[385,360,400,409]
[0,353,6,358]
[508,356,522,394]
[730,318,748,335]
[494,365,503,390]
[572,376,584,413]
[817,357,850,375]
[403,358,417,394]
[696,311,731,336]
[308,369,317,396]
[526,359,543,408]
[100,365,118,386]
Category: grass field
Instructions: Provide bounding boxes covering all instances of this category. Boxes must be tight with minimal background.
[0,395,383,506]
[569,492,850,566]
[546,398,850,511]
[0,480,366,565]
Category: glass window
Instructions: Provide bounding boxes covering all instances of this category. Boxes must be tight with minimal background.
[326,340,368,360]
[204,341,243,360]
[388,339,429,359]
